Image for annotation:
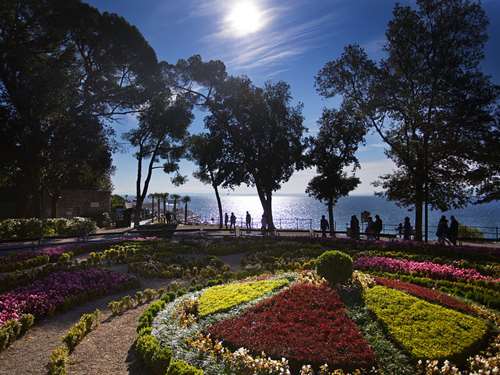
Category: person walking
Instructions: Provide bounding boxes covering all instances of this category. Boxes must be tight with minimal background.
[245,211,252,232]
[320,215,329,238]
[230,212,236,231]
[403,217,412,240]
[436,215,449,245]
[365,216,375,240]
[350,215,360,240]
[374,215,383,240]
[449,216,459,246]
[224,212,229,229]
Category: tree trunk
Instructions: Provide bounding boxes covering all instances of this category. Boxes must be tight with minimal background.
[256,186,274,230]
[213,183,223,229]
[157,198,160,220]
[173,201,177,221]
[163,197,166,220]
[327,199,335,237]
[50,195,59,218]
[414,183,424,241]
[184,203,188,224]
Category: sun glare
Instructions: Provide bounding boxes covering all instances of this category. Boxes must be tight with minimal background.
[226,1,264,37]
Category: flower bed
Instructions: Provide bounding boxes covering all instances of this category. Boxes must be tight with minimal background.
[364,285,488,361]
[355,256,498,283]
[0,268,137,326]
[207,283,376,370]
[374,276,476,315]
[198,278,289,317]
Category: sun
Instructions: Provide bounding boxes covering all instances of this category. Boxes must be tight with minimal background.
[226,1,265,37]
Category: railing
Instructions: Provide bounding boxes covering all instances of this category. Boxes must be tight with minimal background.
[195,215,499,241]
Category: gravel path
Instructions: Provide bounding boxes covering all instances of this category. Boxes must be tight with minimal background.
[0,278,171,375]
[67,304,150,375]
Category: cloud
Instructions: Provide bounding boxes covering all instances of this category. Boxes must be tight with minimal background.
[186,0,337,74]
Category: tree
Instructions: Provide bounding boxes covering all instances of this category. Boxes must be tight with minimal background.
[188,134,227,228]
[171,194,181,221]
[111,195,126,209]
[125,95,192,226]
[316,0,499,241]
[182,196,191,224]
[162,193,169,218]
[205,78,306,229]
[0,0,158,218]
[306,108,365,236]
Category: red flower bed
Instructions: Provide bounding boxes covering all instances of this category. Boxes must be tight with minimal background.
[207,283,375,370]
[374,276,475,315]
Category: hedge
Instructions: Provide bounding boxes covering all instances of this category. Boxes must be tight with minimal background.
[0,217,96,240]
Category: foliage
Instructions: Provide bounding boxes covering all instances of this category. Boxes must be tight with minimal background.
[354,256,497,282]
[316,0,500,240]
[0,217,97,240]
[204,78,306,228]
[364,286,488,361]
[374,277,475,315]
[458,225,484,240]
[0,314,34,352]
[136,332,172,375]
[0,269,137,326]
[305,107,364,231]
[197,278,289,317]
[137,300,166,333]
[47,346,69,375]
[166,359,204,375]
[208,283,376,371]
[369,271,500,310]
[62,309,100,352]
[125,94,193,226]
[316,250,353,285]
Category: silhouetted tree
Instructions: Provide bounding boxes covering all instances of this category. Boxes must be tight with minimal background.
[182,196,191,224]
[188,134,227,228]
[125,95,192,226]
[316,0,499,241]
[0,0,158,217]
[171,194,181,221]
[205,78,306,229]
[306,107,365,236]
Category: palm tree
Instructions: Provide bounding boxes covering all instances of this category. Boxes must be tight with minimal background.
[148,193,155,222]
[171,194,181,221]
[154,193,161,220]
[182,196,191,224]
[162,193,169,220]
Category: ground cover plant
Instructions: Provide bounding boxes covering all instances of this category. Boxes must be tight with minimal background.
[197,278,289,316]
[0,268,137,326]
[364,285,489,361]
[355,256,499,283]
[0,217,97,240]
[207,282,376,371]
[374,276,476,315]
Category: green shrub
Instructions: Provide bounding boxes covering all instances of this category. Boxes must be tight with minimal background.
[458,225,484,240]
[47,345,69,375]
[62,309,100,352]
[136,332,172,374]
[316,250,353,285]
[137,300,166,333]
[365,286,488,361]
[166,359,204,375]
[19,314,35,334]
[0,314,34,352]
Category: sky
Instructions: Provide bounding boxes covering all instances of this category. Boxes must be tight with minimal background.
[86,0,500,196]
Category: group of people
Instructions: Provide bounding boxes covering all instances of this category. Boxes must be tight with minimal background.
[224,211,269,233]
[436,215,459,245]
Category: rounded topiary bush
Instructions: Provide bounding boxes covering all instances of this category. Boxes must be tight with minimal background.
[316,250,353,285]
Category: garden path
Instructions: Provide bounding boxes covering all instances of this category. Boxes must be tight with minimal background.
[0,278,171,375]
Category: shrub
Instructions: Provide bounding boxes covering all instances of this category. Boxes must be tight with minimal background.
[62,310,100,352]
[365,286,488,361]
[316,250,353,285]
[136,333,172,374]
[137,300,166,333]
[198,279,289,317]
[0,314,34,352]
[166,359,204,375]
[47,346,69,375]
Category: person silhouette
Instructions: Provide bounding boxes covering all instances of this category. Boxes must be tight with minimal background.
[224,212,229,229]
[320,215,329,237]
[230,212,236,230]
[246,211,252,231]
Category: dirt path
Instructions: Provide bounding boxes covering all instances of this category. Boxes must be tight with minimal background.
[67,304,150,375]
[0,278,171,375]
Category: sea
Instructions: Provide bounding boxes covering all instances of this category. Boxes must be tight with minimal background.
[183,193,500,239]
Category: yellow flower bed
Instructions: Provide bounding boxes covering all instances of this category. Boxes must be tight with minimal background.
[365,286,488,360]
[198,279,289,317]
